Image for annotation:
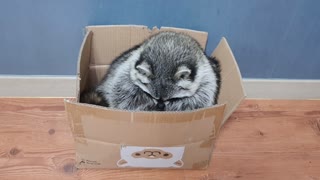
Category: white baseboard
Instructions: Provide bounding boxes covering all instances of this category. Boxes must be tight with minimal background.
[0,76,77,97]
[243,78,320,100]
[0,76,319,99]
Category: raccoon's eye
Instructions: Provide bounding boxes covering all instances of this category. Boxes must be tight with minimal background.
[141,72,147,77]
[178,72,191,80]
[137,68,148,76]
[175,66,191,80]
[177,86,189,90]
[136,63,152,77]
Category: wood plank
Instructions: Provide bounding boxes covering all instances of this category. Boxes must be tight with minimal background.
[0,98,77,180]
[0,98,319,180]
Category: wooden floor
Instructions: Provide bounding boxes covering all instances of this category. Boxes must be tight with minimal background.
[0,98,320,180]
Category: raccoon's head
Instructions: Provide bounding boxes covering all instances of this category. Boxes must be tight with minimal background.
[130,31,205,104]
[131,60,199,101]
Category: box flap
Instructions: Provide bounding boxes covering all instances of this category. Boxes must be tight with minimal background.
[77,31,92,98]
[211,38,246,124]
[86,25,151,65]
[65,100,225,147]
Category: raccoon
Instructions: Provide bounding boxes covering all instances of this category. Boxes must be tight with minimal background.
[80,31,221,111]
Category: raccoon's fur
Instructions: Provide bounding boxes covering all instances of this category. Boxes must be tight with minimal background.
[80,31,221,111]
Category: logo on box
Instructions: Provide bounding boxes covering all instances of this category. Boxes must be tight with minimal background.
[117,146,185,168]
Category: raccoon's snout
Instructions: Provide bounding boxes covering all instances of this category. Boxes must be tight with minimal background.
[152,88,172,102]
[155,99,165,111]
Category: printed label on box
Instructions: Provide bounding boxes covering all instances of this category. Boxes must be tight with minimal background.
[117,146,185,168]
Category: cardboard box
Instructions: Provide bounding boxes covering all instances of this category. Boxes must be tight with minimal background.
[64,25,245,169]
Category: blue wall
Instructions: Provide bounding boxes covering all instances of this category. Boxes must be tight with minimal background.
[1,0,320,79]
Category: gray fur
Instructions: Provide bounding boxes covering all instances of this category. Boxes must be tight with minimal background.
[80,31,221,111]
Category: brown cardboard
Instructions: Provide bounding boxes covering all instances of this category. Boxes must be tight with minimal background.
[65,25,245,169]
[212,38,246,124]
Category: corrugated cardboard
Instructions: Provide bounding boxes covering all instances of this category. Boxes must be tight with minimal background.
[64,25,245,169]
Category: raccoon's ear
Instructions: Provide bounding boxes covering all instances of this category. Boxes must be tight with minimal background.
[136,62,152,77]
[175,66,191,80]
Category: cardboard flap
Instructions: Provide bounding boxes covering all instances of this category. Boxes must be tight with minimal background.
[86,25,151,65]
[65,100,225,146]
[212,38,246,124]
[77,31,93,97]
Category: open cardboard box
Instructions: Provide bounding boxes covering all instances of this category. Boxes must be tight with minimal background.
[64,25,245,169]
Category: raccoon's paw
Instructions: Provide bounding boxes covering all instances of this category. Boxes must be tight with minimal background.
[80,90,109,107]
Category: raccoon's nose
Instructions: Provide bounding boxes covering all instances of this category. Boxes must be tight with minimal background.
[156,100,165,111]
